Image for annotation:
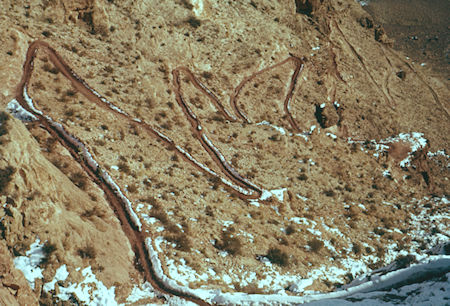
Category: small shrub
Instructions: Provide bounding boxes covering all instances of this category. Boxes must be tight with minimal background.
[0,166,16,194]
[308,238,324,252]
[215,230,242,255]
[233,283,265,294]
[266,247,289,266]
[94,139,106,146]
[297,173,308,181]
[78,246,96,259]
[88,193,97,202]
[0,111,10,138]
[150,202,169,225]
[64,108,75,118]
[43,63,59,74]
[323,189,335,197]
[118,161,130,174]
[285,224,296,235]
[165,233,192,252]
[352,243,362,255]
[186,16,201,28]
[374,227,386,236]
[205,205,214,217]
[394,254,416,269]
[69,171,87,190]
[40,242,57,265]
[201,71,212,79]
[127,183,138,193]
[81,206,105,219]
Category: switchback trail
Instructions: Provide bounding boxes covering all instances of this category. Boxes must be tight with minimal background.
[12,40,306,304]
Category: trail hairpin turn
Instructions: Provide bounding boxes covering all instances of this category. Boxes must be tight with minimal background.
[13,40,306,304]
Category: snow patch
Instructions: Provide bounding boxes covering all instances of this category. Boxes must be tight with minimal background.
[7,99,37,121]
[13,238,45,289]
[57,266,117,305]
[43,265,69,292]
[260,188,287,202]
[126,282,156,303]
[256,120,287,135]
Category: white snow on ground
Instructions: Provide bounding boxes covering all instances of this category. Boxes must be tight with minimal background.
[13,238,45,289]
[143,193,449,304]
[256,120,287,135]
[57,266,117,305]
[260,188,287,202]
[407,197,450,248]
[126,282,157,303]
[43,264,69,292]
[355,0,370,6]
[6,99,37,121]
[348,132,428,168]
[307,271,450,305]
[166,258,210,286]
[326,132,337,139]
[427,149,449,159]
[383,133,428,167]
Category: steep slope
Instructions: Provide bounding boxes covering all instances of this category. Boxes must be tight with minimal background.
[0,0,448,304]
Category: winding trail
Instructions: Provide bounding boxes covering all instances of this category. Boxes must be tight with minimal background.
[14,40,209,306]
[172,56,304,194]
[12,40,305,304]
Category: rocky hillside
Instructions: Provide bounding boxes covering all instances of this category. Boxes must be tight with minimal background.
[0,0,448,304]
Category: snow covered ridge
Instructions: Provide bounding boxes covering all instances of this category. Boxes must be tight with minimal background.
[146,235,450,305]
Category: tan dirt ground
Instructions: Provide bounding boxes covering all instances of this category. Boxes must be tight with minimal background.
[0,0,448,304]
